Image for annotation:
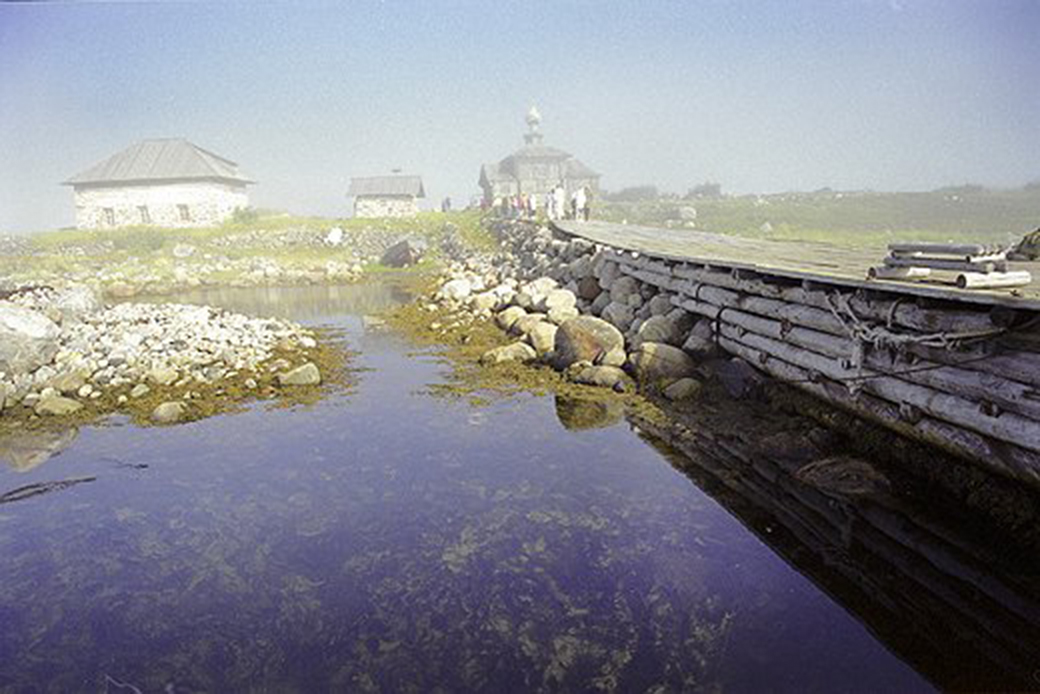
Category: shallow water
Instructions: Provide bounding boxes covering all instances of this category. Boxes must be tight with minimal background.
[0,282,1035,692]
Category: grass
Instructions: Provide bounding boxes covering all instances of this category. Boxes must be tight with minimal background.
[596,187,1040,248]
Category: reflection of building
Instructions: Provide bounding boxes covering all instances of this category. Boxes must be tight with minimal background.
[348,175,425,218]
[64,139,253,229]
[478,106,599,202]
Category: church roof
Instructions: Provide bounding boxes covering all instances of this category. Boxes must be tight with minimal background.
[348,175,425,198]
[65,138,254,186]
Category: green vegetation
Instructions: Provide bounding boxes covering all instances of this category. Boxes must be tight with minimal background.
[596,187,1040,248]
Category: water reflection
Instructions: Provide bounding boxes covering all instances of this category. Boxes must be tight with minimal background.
[553,395,625,431]
[632,413,1040,692]
[0,427,78,472]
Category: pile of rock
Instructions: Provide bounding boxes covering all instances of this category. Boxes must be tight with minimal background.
[426,219,747,401]
[0,284,323,423]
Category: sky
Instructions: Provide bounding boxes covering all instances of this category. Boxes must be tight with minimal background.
[1,0,1038,232]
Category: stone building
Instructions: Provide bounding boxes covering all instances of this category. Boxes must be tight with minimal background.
[348,175,426,218]
[64,139,254,229]
[478,107,600,202]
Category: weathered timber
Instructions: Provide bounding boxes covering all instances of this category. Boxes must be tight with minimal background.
[887,242,1002,256]
[717,325,1040,455]
[717,336,1040,487]
[617,254,1006,334]
[692,303,1040,422]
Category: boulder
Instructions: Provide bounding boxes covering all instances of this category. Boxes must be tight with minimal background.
[511,314,548,336]
[590,291,612,316]
[576,276,602,301]
[0,304,60,374]
[495,306,527,332]
[527,322,558,357]
[632,312,696,349]
[470,292,500,313]
[130,383,151,399]
[630,343,697,383]
[682,320,717,357]
[438,278,472,302]
[325,227,345,246]
[480,341,537,365]
[277,362,322,386]
[147,367,179,386]
[648,294,675,317]
[608,275,641,304]
[716,357,766,400]
[52,285,100,322]
[48,370,87,396]
[553,316,626,369]
[566,364,630,390]
[541,288,577,313]
[34,395,83,417]
[663,377,703,401]
[547,306,579,325]
[381,238,428,267]
[600,301,635,332]
[151,401,187,424]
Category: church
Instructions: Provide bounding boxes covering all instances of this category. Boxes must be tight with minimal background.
[478,107,599,203]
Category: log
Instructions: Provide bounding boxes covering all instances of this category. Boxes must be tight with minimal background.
[697,303,1040,422]
[957,271,1033,290]
[868,266,932,280]
[717,336,1040,488]
[887,242,1000,256]
[618,256,1006,334]
[884,256,1006,273]
[716,325,1040,455]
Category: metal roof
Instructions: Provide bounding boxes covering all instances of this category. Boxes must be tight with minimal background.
[348,175,425,198]
[64,139,254,186]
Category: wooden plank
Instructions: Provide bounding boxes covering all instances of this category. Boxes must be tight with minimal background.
[884,256,1006,273]
[887,243,997,256]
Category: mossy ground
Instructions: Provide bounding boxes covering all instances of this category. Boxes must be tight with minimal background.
[0,327,357,438]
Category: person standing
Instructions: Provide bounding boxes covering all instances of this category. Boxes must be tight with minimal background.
[581,186,592,221]
[554,184,567,221]
[573,186,586,222]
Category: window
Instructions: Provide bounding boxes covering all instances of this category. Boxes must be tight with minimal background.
[177,204,191,222]
[138,205,151,224]
[103,208,115,226]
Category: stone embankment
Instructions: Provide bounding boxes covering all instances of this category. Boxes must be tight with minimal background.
[0,284,323,425]
[423,219,742,402]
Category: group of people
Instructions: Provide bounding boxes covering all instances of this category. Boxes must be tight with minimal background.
[489,183,592,222]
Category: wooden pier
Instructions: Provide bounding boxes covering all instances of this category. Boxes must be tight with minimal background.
[553,221,1040,489]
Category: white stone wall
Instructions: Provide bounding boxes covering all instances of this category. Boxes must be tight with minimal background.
[354,196,418,219]
[72,181,250,229]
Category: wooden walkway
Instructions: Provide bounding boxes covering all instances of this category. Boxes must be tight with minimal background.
[553,221,1040,312]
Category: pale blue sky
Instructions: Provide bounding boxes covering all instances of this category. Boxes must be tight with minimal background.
[1,1,1037,232]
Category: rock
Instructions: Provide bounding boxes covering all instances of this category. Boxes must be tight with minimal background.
[608,275,641,304]
[130,383,151,399]
[554,395,624,431]
[648,294,674,317]
[541,288,577,313]
[495,306,527,332]
[590,291,612,316]
[52,285,100,322]
[151,401,187,424]
[630,343,697,383]
[0,304,60,374]
[48,370,87,396]
[381,238,428,267]
[511,314,548,336]
[147,367,179,386]
[716,357,766,400]
[682,320,717,357]
[480,342,537,365]
[439,278,472,302]
[600,301,635,332]
[547,306,579,325]
[566,364,630,390]
[527,322,558,357]
[277,362,322,386]
[470,292,500,313]
[34,395,83,417]
[172,243,196,258]
[678,206,698,221]
[553,316,626,369]
[663,377,703,401]
[325,227,345,246]
[576,276,601,301]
